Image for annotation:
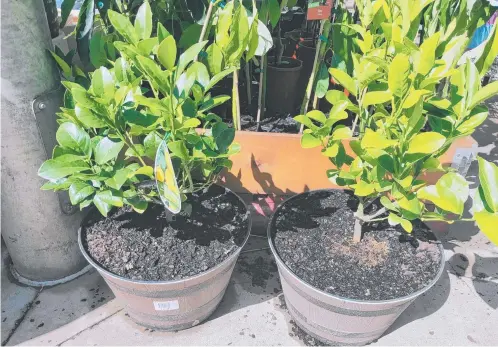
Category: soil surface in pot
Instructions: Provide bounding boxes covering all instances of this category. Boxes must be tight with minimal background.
[271,190,442,301]
[82,185,249,281]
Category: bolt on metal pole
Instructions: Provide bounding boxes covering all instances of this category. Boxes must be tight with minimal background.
[1,0,90,285]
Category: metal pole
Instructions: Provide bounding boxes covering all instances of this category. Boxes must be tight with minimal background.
[1,0,89,285]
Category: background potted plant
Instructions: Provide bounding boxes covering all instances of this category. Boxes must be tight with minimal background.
[39,2,250,330]
[269,0,498,344]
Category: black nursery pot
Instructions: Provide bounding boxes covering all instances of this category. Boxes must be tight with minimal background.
[266,57,303,114]
[268,189,445,346]
[78,184,251,331]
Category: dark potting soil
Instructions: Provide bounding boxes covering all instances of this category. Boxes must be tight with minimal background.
[82,185,249,281]
[238,114,300,133]
[271,190,442,301]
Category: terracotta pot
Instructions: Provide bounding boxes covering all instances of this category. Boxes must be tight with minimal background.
[266,57,303,114]
[78,190,251,331]
[267,190,445,345]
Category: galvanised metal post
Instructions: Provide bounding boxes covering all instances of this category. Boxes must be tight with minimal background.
[1,0,90,285]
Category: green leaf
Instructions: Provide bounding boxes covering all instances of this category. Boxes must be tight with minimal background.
[361,129,396,149]
[474,211,498,245]
[407,132,446,154]
[157,36,177,70]
[60,0,76,28]
[123,109,159,127]
[41,178,72,191]
[89,32,107,69]
[381,196,398,211]
[417,172,469,215]
[199,95,231,113]
[398,194,422,217]
[129,166,154,178]
[331,126,352,141]
[125,197,148,213]
[213,122,235,153]
[144,132,162,159]
[205,43,224,76]
[49,50,72,78]
[388,54,410,97]
[134,1,152,40]
[205,67,237,92]
[137,37,158,56]
[69,181,95,205]
[75,0,94,65]
[477,157,498,212]
[177,41,208,78]
[107,10,138,45]
[294,115,317,131]
[388,213,413,233]
[457,106,488,134]
[168,140,189,161]
[38,159,89,180]
[93,190,123,216]
[92,67,115,100]
[362,90,392,106]
[354,181,375,196]
[75,105,106,128]
[94,137,124,164]
[301,133,321,148]
[268,0,281,28]
[414,32,440,75]
[225,3,250,65]
[105,167,132,190]
[306,110,327,124]
[254,20,274,56]
[186,62,210,90]
[315,63,330,99]
[157,22,171,42]
[470,81,498,109]
[475,22,498,77]
[329,68,357,96]
[179,24,203,49]
[56,122,91,154]
[322,143,339,157]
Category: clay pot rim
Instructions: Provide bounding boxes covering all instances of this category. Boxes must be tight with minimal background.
[267,56,303,71]
[78,185,252,285]
[267,188,445,306]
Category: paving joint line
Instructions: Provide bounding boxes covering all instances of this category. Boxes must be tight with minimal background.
[57,308,124,346]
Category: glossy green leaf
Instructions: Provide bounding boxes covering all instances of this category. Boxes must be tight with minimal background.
[69,181,95,205]
[49,50,72,78]
[361,129,397,149]
[301,133,321,148]
[388,213,413,233]
[134,1,152,40]
[205,67,237,92]
[38,158,89,180]
[107,10,138,45]
[179,24,203,49]
[199,95,231,112]
[75,0,94,65]
[94,137,124,164]
[407,132,446,154]
[168,140,189,161]
[331,126,352,141]
[123,109,159,127]
[56,122,91,154]
[94,190,123,216]
[157,22,171,42]
[415,32,440,75]
[92,67,114,100]
[474,211,498,245]
[470,81,498,109]
[381,196,398,211]
[205,43,224,76]
[315,63,329,99]
[75,105,106,128]
[306,110,327,124]
[143,132,162,159]
[475,22,498,77]
[354,181,375,196]
[177,41,208,78]
[417,172,469,215]
[213,122,235,153]
[329,68,357,96]
[477,157,498,212]
[388,54,410,97]
[105,167,133,190]
[268,0,281,28]
[362,90,392,106]
[60,0,76,28]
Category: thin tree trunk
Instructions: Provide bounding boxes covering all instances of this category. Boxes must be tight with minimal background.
[245,62,252,105]
[232,70,241,130]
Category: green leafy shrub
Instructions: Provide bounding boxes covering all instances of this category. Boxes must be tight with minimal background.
[295,0,498,245]
[39,3,239,216]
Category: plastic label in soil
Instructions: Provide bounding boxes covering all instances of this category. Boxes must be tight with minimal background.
[155,135,181,214]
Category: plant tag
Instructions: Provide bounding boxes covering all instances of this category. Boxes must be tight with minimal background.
[155,136,181,214]
[307,0,333,20]
[153,300,179,311]
[451,146,478,177]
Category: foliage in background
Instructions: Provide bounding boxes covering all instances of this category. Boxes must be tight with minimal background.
[40,2,239,216]
[59,0,211,66]
[295,0,498,245]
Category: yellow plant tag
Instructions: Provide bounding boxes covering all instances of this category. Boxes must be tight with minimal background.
[155,135,181,214]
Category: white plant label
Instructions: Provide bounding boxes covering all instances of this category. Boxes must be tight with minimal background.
[153,300,179,311]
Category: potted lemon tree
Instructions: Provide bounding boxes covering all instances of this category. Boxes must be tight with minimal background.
[269,0,498,344]
[39,3,250,330]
